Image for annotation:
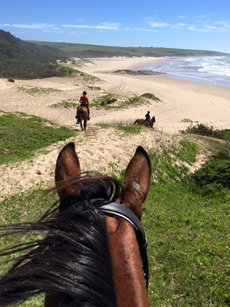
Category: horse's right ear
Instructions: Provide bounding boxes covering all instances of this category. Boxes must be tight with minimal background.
[121,146,151,220]
[55,142,81,185]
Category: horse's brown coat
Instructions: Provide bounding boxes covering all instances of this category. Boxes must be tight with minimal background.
[47,143,151,307]
[76,106,88,130]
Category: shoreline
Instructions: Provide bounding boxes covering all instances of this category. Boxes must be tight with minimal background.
[86,56,230,89]
[0,56,229,134]
[79,56,230,133]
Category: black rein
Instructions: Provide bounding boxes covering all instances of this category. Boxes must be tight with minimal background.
[91,199,149,290]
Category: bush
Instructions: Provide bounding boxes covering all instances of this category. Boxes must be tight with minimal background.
[182,124,223,138]
[182,124,230,141]
[191,159,230,190]
[7,78,15,82]
[141,93,160,101]
[100,98,117,106]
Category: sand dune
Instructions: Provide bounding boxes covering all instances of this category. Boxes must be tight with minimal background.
[0,57,229,200]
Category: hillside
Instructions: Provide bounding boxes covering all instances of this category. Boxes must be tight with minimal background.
[0,29,228,79]
[29,40,227,58]
[0,30,69,79]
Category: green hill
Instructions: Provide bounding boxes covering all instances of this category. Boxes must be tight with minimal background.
[29,40,228,58]
[0,30,70,79]
[0,29,228,79]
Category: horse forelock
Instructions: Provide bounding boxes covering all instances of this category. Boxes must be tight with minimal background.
[55,172,122,210]
[0,174,121,307]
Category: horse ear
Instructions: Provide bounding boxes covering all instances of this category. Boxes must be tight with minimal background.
[55,142,81,196]
[122,146,151,220]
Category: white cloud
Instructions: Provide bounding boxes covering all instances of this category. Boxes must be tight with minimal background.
[178,15,186,19]
[149,22,170,28]
[0,23,54,29]
[42,30,64,33]
[188,21,230,33]
[197,15,209,19]
[187,25,197,31]
[134,27,159,32]
[172,23,187,29]
[62,23,120,30]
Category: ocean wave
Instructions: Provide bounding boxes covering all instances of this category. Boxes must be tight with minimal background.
[143,55,230,87]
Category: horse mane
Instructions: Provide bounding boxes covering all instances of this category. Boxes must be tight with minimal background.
[0,173,122,307]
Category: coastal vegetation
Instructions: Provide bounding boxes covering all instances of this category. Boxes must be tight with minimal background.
[0,112,75,164]
[1,114,230,305]
[91,92,159,109]
[30,40,228,58]
[0,29,228,79]
[183,123,230,140]
[51,99,79,109]
[99,123,145,134]
[17,86,61,95]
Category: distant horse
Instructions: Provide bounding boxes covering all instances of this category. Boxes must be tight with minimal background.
[76,106,88,130]
[134,116,156,128]
[0,142,151,307]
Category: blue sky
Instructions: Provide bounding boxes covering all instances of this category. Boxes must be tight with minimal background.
[0,0,230,53]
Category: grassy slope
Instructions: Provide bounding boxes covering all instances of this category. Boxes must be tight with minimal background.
[0,112,75,164]
[1,119,230,305]
[29,40,228,58]
[0,30,71,79]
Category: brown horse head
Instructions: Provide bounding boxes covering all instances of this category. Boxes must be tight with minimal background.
[0,142,151,307]
[52,142,151,306]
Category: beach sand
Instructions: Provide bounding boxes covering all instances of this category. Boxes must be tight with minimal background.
[0,56,229,200]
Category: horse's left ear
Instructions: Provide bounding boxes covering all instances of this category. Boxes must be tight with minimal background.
[55,142,81,198]
[122,146,151,220]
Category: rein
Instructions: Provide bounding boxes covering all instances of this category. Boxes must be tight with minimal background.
[91,199,149,290]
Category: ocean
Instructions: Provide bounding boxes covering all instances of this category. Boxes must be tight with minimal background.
[143,55,230,88]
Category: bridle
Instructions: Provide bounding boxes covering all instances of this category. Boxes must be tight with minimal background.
[91,199,149,290]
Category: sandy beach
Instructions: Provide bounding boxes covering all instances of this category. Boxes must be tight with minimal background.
[0,56,230,199]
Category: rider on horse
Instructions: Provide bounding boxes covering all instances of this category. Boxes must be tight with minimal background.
[79,91,90,120]
[145,111,150,121]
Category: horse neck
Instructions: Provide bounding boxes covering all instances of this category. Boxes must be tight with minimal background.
[106,216,149,307]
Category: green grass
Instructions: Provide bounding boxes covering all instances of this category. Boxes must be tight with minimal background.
[99,123,145,134]
[141,93,161,102]
[148,139,199,184]
[17,86,61,95]
[220,129,230,140]
[0,112,75,164]
[183,124,230,141]
[144,183,230,306]
[72,59,94,67]
[0,188,58,306]
[51,99,78,109]
[1,135,230,306]
[30,40,227,58]
[74,70,100,82]
[88,86,102,91]
[92,93,156,109]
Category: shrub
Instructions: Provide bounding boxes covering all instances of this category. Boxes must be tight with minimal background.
[182,124,230,141]
[7,78,15,83]
[191,159,230,190]
[182,124,223,138]
[141,93,160,101]
[100,98,117,106]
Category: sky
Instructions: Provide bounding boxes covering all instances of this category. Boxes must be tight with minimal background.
[0,0,230,53]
